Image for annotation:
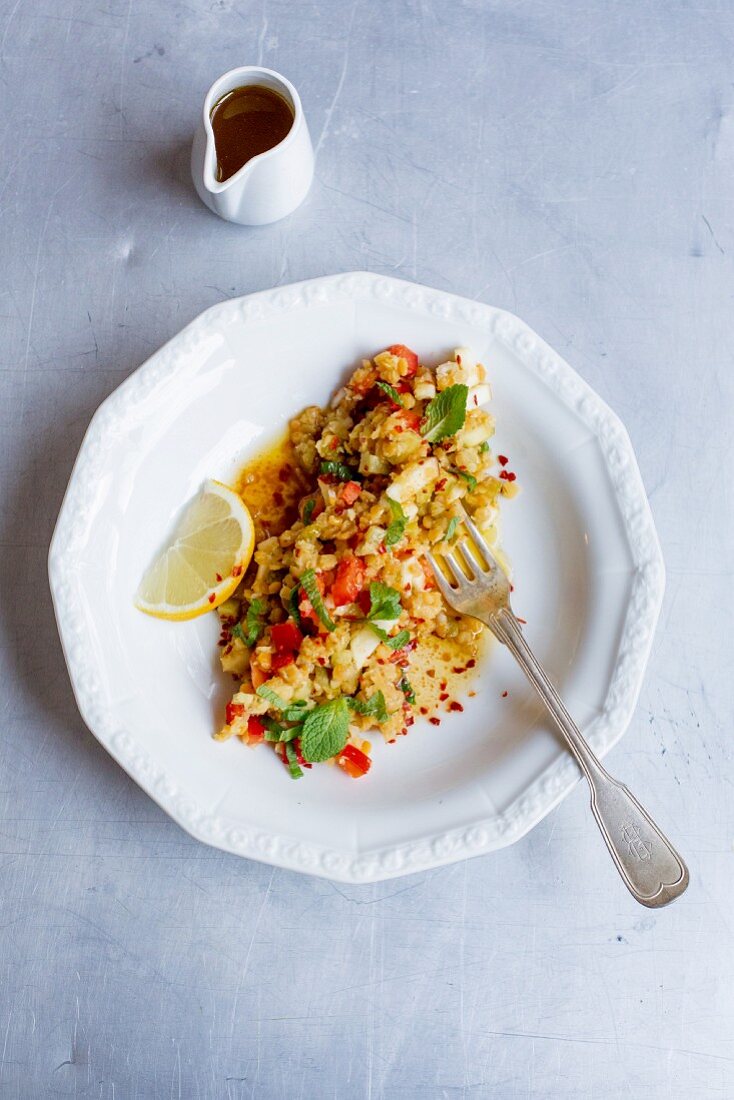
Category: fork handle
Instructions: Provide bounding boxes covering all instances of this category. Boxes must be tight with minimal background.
[490,608,689,908]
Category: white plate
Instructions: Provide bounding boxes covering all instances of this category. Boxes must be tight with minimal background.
[49,272,664,882]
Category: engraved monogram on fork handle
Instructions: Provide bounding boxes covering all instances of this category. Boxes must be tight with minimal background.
[490,607,689,907]
[428,513,689,909]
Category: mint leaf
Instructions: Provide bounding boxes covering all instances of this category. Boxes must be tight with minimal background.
[243,598,267,647]
[444,516,459,542]
[369,624,411,650]
[366,581,402,622]
[384,498,407,547]
[320,460,358,480]
[300,569,336,632]
[375,381,404,407]
[302,497,316,525]
[456,469,477,492]
[399,676,416,704]
[300,698,351,762]
[422,384,468,443]
[347,691,388,723]
[256,684,289,710]
[284,741,303,779]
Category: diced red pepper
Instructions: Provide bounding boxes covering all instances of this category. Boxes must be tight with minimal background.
[331,557,366,607]
[270,621,303,653]
[388,344,419,376]
[246,715,266,741]
[225,702,245,725]
[356,589,371,616]
[338,480,362,507]
[338,743,372,778]
[398,408,422,432]
[271,652,295,671]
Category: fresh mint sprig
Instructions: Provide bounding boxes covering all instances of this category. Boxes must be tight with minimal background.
[422,384,468,443]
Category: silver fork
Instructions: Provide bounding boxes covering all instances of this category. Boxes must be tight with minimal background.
[427,512,689,908]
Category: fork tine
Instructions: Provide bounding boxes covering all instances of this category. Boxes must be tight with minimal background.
[461,507,497,569]
[456,539,481,578]
[425,552,457,600]
[442,551,466,587]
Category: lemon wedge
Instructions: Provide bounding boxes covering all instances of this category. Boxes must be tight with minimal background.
[135,480,255,621]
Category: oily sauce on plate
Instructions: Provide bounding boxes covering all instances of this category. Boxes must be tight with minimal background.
[210,84,294,182]
[235,433,484,723]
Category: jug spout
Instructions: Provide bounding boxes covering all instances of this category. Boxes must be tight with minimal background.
[192,66,314,227]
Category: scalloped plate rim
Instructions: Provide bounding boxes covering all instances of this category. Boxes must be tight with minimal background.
[48,271,665,883]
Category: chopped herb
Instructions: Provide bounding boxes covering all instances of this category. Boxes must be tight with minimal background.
[444,516,459,542]
[479,441,490,453]
[231,622,246,644]
[256,684,289,710]
[399,676,416,704]
[421,384,468,443]
[456,469,477,492]
[282,700,311,723]
[347,691,388,723]
[261,715,286,742]
[365,581,402,622]
[370,624,411,650]
[243,598,267,647]
[300,697,351,762]
[375,380,404,407]
[320,460,358,480]
[300,569,336,632]
[284,741,304,779]
[302,497,316,525]
[384,498,407,547]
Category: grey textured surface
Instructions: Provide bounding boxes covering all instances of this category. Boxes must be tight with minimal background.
[1,0,732,1096]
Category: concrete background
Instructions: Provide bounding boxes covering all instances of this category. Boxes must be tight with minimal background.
[1,0,732,1096]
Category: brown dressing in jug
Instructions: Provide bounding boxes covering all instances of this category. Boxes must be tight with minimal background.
[210,84,294,182]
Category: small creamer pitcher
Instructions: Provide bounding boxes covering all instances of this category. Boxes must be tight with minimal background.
[191,66,314,226]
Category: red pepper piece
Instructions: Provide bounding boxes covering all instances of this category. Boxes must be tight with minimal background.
[246,715,266,741]
[270,621,303,653]
[356,589,371,616]
[338,480,362,508]
[271,652,295,671]
[388,344,419,376]
[331,557,366,607]
[337,743,372,778]
[225,702,245,725]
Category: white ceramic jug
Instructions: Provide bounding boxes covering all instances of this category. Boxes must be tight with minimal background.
[191,66,314,226]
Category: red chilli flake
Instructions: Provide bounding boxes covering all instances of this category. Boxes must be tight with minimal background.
[449,702,464,712]
[419,706,428,715]
[439,692,449,702]
[516,617,527,625]
[232,565,243,577]
[499,470,517,482]
[466,658,476,669]
[501,690,508,698]
[498,454,509,466]
[208,593,216,604]
[215,573,222,582]
[429,717,441,726]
